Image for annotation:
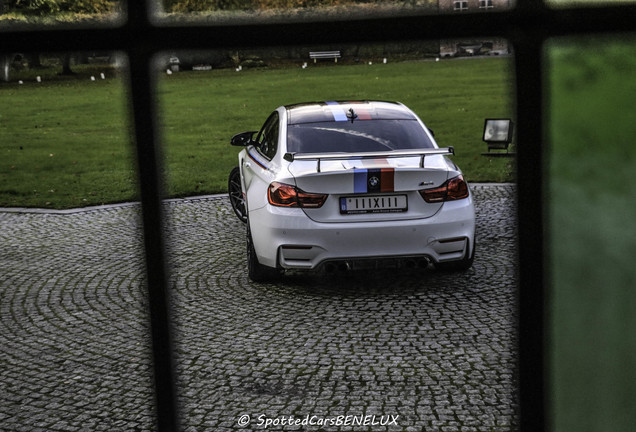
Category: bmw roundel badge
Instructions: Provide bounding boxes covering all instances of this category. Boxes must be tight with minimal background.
[368,176,379,188]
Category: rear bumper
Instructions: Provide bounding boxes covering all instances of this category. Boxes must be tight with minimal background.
[249,196,475,270]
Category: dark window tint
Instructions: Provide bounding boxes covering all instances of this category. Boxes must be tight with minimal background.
[287,120,435,154]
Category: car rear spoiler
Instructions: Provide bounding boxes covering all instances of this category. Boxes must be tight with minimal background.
[284,147,455,172]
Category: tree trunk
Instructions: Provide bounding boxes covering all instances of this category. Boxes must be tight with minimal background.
[61,53,75,75]
[1,55,9,82]
[26,53,42,69]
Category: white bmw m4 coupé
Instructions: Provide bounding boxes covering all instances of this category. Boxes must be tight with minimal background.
[228,101,475,281]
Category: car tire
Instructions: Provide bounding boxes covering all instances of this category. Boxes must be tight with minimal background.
[247,224,280,282]
[228,166,248,223]
[434,239,475,272]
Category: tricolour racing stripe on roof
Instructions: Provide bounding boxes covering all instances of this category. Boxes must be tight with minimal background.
[325,101,348,122]
[347,101,372,120]
[286,101,414,125]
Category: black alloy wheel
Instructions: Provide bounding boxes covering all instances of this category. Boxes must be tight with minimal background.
[228,166,248,223]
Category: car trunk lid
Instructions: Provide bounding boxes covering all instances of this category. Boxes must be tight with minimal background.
[287,153,454,223]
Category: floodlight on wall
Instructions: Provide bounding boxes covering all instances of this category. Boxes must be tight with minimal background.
[482,118,514,155]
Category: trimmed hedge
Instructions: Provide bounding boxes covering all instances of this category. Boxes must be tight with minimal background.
[162,0,410,12]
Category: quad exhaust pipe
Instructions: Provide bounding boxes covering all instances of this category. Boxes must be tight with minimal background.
[324,261,351,273]
[323,257,430,273]
[404,257,430,269]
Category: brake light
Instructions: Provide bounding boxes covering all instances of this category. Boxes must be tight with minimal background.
[420,175,469,203]
[268,182,328,208]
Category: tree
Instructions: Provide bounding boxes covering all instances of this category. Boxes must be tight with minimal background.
[13,0,62,14]
[25,53,42,69]
[6,0,116,14]
[61,52,74,75]
[64,0,115,13]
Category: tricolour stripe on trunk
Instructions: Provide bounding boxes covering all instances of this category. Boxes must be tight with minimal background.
[352,168,395,193]
[354,169,367,193]
[380,168,395,192]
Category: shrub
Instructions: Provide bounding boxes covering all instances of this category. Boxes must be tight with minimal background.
[63,0,115,13]
[163,0,254,12]
[13,0,62,14]
[7,0,116,14]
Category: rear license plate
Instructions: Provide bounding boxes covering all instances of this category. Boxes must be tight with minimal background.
[340,195,408,214]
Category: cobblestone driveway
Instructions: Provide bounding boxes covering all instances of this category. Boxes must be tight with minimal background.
[0,185,518,432]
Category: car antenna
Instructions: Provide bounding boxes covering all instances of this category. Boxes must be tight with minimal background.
[346,108,358,123]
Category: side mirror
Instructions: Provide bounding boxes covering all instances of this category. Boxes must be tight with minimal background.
[231,131,257,147]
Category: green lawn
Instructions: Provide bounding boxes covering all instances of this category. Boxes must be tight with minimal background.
[547,38,636,432]
[0,57,514,209]
[0,70,134,208]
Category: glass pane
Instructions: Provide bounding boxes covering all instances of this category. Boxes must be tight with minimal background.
[546,36,636,432]
[0,1,123,29]
[158,45,518,430]
[152,0,514,24]
[0,52,156,430]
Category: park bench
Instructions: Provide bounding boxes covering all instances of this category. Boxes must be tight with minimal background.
[309,50,341,63]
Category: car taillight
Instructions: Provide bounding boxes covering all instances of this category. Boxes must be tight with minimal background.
[268,182,328,208]
[420,175,469,203]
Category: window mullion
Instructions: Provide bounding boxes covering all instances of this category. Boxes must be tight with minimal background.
[512,33,547,432]
[126,2,180,430]
[128,47,180,432]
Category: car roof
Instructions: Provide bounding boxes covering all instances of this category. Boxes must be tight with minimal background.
[285,101,418,125]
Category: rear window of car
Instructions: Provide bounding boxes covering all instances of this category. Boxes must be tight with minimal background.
[286,119,435,154]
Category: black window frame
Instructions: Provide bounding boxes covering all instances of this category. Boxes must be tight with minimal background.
[3,2,636,431]
[454,1,469,11]
[256,111,280,160]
